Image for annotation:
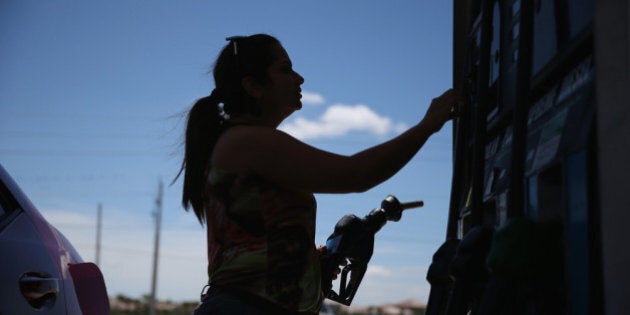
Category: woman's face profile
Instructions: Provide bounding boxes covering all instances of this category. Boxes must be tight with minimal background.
[258,44,305,121]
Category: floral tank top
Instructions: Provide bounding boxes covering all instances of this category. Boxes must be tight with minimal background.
[204,168,323,313]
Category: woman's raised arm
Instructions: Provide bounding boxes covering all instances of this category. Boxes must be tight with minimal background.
[212,89,460,193]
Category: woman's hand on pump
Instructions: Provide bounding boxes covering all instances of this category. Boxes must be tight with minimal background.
[317,245,347,280]
[421,88,464,133]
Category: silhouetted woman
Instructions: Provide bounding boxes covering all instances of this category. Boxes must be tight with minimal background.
[177,34,460,314]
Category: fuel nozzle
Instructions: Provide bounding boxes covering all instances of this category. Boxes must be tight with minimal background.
[322,195,424,305]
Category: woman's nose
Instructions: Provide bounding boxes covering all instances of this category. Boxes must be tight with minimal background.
[295,71,304,85]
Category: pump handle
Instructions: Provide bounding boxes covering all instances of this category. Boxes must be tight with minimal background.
[401,200,424,210]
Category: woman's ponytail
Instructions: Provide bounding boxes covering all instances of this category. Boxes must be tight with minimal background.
[179,89,224,224]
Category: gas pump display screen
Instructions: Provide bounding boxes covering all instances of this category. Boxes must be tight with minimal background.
[526,56,593,176]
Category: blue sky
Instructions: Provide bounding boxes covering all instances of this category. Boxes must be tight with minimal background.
[0,0,454,307]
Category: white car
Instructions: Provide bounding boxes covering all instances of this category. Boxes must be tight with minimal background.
[0,164,110,314]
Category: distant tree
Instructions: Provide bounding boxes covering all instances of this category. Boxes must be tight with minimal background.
[114,294,138,304]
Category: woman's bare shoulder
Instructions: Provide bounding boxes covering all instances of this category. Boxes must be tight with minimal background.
[211,125,293,170]
[217,125,291,146]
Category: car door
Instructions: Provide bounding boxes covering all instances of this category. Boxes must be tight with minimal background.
[0,182,67,314]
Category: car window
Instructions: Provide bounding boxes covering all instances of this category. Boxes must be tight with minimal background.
[0,181,20,233]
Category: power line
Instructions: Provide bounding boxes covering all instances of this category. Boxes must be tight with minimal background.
[0,110,172,122]
[2,130,161,140]
[0,148,165,157]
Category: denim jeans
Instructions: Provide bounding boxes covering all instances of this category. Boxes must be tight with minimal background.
[193,286,315,315]
[193,289,267,315]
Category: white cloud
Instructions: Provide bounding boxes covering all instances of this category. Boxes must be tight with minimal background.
[300,91,325,105]
[365,264,392,277]
[280,104,408,140]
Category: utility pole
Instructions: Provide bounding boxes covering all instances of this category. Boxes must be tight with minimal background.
[148,180,163,315]
[95,203,102,266]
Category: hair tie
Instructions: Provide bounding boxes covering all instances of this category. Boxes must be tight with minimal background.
[208,89,229,122]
